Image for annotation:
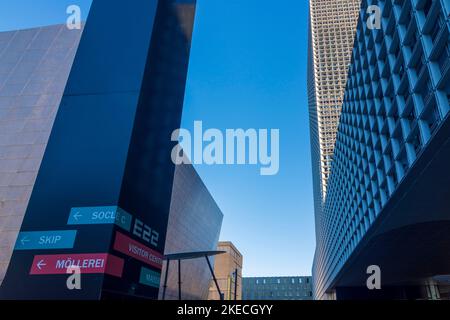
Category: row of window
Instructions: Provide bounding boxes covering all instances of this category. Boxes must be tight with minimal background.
[244,277,311,285]
[243,291,313,299]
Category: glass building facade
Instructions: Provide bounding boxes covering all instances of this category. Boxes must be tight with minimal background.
[242,277,313,300]
[313,0,450,299]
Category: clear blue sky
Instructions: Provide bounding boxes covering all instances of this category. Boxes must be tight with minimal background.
[0,0,315,277]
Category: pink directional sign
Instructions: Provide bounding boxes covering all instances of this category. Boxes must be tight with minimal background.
[113,231,163,270]
[30,253,124,277]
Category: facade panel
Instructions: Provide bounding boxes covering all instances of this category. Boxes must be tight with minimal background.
[314,0,450,299]
[159,164,223,300]
[0,25,82,284]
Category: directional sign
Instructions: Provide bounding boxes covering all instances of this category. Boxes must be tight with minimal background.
[139,267,161,288]
[67,206,132,231]
[113,231,163,270]
[30,253,124,277]
[14,230,77,250]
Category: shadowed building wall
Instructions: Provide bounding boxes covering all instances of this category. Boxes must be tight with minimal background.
[0,0,223,300]
[159,164,223,300]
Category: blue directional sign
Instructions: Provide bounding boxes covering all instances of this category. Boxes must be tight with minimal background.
[14,230,77,250]
[67,206,132,231]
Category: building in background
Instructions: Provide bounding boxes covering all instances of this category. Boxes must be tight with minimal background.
[208,241,243,300]
[307,0,361,298]
[0,0,223,300]
[307,0,361,208]
[242,276,313,300]
[313,0,450,299]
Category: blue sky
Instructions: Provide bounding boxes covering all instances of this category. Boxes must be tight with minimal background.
[0,0,315,277]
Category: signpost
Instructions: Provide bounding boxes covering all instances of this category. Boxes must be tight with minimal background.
[139,267,162,288]
[68,206,132,232]
[29,253,124,277]
[14,230,77,250]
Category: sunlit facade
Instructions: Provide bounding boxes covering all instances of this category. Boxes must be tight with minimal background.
[313,0,450,299]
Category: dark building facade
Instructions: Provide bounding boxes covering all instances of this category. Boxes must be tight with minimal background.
[313,0,450,299]
[242,277,313,300]
[159,164,223,300]
[0,0,223,300]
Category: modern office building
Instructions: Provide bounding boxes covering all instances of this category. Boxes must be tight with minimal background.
[208,241,243,300]
[307,0,361,207]
[313,0,450,299]
[0,0,224,300]
[242,277,313,300]
[307,1,361,292]
[307,0,361,299]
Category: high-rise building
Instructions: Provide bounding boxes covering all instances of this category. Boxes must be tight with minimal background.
[0,0,224,300]
[242,276,313,300]
[308,0,361,204]
[208,241,243,300]
[312,0,450,299]
[307,0,361,299]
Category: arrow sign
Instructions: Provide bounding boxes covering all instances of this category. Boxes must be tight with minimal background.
[20,236,30,246]
[30,253,124,277]
[14,230,77,250]
[36,260,47,270]
[67,206,132,232]
[73,212,83,221]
